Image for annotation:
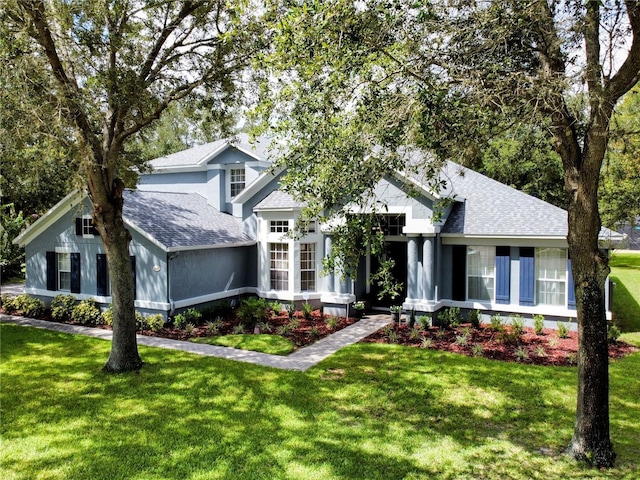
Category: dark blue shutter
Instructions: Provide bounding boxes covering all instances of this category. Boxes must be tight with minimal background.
[495,246,510,304]
[97,254,108,296]
[46,251,57,291]
[568,258,576,310]
[70,253,81,293]
[130,256,136,300]
[519,247,535,306]
[452,245,466,301]
[75,218,83,236]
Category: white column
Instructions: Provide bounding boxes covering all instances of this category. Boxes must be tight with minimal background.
[324,235,335,293]
[407,236,419,301]
[423,236,435,302]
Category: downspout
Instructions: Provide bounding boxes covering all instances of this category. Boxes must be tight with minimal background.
[168,252,180,316]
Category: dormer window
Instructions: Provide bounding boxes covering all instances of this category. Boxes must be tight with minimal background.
[230,167,245,197]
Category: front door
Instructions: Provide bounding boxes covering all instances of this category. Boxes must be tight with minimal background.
[369,240,408,308]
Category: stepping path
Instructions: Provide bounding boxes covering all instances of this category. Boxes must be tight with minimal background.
[0,314,391,371]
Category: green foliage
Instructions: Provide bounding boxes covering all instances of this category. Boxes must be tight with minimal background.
[301,302,314,320]
[421,337,433,349]
[454,334,469,346]
[511,315,525,336]
[237,297,270,329]
[232,324,246,334]
[284,302,295,320]
[490,314,504,331]
[192,333,295,356]
[0,205,30,278]
[533,315,545,335]
[515,347,529,362]
[140,314,165,332]
[408,309,416,328]
[608,325,621,344]
[468,309,481,329]
[269,301,283,316]
[206,317,224,334]
[497,329,521,346]
[51,294,77,321]
[7,294,45,318]
[256,321,272,333]
[437,307,461,329]
[418,315,431,329]
[1,294,17,313]
[557,322,569,339]
[174,308,202,330]
[71,299,103,325]
[325,316,339,330]
[102,305,114,326]
[183,323,196,336]
[471,344,484,357]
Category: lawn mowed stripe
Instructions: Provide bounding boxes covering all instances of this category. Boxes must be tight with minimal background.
[2,323,639,479]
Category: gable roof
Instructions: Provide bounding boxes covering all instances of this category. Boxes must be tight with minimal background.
[253,190,304,211]
[123,191,253,251]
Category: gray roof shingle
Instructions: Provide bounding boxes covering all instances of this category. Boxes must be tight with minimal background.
[253,191,304,210]
[123,190,252,249]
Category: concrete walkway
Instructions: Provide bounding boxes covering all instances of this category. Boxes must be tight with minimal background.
[0,314,391,372]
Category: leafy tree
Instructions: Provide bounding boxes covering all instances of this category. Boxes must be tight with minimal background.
[4,0,264,372]
[258,0,640,467]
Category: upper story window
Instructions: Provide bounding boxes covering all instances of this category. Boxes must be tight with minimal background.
[376,214,406,236]
[230,167,245,197]
[75,216,97,238]
[270,220,289,233]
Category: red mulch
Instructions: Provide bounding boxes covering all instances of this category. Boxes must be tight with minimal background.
[362,322,637,367]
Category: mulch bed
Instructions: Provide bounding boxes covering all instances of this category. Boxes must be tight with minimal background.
[362,322,638,367]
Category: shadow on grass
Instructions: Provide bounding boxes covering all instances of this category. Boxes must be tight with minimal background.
[2,324,639,479]
[611,275,640,332]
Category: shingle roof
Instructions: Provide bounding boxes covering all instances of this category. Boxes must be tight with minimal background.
[123,190,252,250]
[437,161,568,236]
[148,133,272,168]
[253,190,304,210]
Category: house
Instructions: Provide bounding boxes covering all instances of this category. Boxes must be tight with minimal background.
[14,134,621,322]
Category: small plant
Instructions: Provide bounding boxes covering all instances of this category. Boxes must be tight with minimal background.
[387,330,399,343]
[454,333,469,346]
[145,314,165,332]
[325,316,339,330]
[269,301,283,316]
[566,352,577,365]
[514,346,529,362]
[417,315,431,329]
[381,324,393,336]
[284,302,296,320]
[556,321,569,339]
[51,294,77,321]
[207,317,224,334]
[288,318,300,330]
[173,313,188,329]
[468,309,481,329]
[497,329,520,345]
[237,297,269,329]
[461,327,471,336]
[308,325,320,338]
[409,327,421,340]
[183,323,196,336]
[536,346,547,357]
[71,298,102,324]
[607,324,621,344]
[256,321,273,333]
[548,337,559,348]
[232,323,246,334]
[102,305,114,326]
[533,314,545,335]
[471,343,484,357]
[490,314,504,331]
[12,294,45,318]
[1,294,17,313]
[408,309,416,328]
[352,301,365,311]
[301,302,314,320]
[135,311,146,330]
[511,315,524,336]
[275,324,290,336]
[437,307,461,328]
[421,337,433,349]
[435,328,446,339]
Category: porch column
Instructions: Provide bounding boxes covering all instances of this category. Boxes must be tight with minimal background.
[324,235,335,293]
[407,236,420,301]
[423,235,435,302]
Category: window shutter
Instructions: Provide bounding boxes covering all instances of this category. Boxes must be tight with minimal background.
[495,246,510,304]
[519,247,535,306]
[568,258,576,310]
[46,251,57,291]
[451,245,466,301]
[97,254,108,296]
[75,218,83,236]
[130,256,136,300]
[70,253,81,293]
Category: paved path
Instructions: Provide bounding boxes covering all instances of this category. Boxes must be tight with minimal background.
[0,283,25,296]
[0,314,391,372]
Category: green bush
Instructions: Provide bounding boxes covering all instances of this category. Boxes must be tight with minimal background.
[301,302,314,320]
[533,314,545,335]
[1,294,18,313]
[511,315,524,336]
[490,314,504,331]
[142,313,165,332]
[237,297,269,329]
[418,315,431,329]
[437,307,461,328]
[556,321,569,339]
[71,299,103,324]
[467,309,481,329]
[102,305,114,326]
[173,308,202,329]
[408,309,416,328]
[51,294,77,321]
[269,301,283,316]
[607,324,621,344]
[10,294,45,317]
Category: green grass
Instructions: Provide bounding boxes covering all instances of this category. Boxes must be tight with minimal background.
[191,334,295,355]
[2,324,640,479]
[610,251,640,332]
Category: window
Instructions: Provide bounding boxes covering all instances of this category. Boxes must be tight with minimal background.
[75,217,97,237]
[270,220,289,233]
[376,214,406,236]
[270,243,289,290]
[300,243,316,291]
[58,252,71,291]
[230,168,245,197]
[536,248,566,306]
[467,246,495,301]
[305,221,316,234]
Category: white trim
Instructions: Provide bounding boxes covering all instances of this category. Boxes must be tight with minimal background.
[23,288,113,305]
[54,246,73,254]
[232,166,285,204]
[256,290,323,302]
[320,293,356,305]
[166,241,256,253]
[172,287,258,309]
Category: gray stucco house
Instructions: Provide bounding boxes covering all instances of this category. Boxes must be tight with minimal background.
[15,134,620,321]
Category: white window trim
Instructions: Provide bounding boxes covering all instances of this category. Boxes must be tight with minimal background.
[300,243,316,292]
[466,246,496,302]
[226,165,246,201]
[269,242,290,291]
[535,248,568,307]
[82,215,95,238]
[57,252,71,292]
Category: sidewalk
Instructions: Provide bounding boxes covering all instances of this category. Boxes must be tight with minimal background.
[0,314,391,372]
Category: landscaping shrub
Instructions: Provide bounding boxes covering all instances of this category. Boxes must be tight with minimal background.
[511,315,524,336]
[284,301,295,320]
[237,297,269,329]
[102,305,114,325]
[11,294,45,317]
[174,308,202,329]
[145,314,165,332]
[468,309,481,329]
[418,315,431,329]
[301,302,314,320]
[533,314,545,335]
[51,294,77,321]
[607,324,621,344]
[408,309,416,328]
[206,317,224,334]
[556,321,569,339]
[437,307,461,328]
[1,294,17,313]
[325,316,339,330]
[71,299,103,324]
[490,314,504,331]
[269,301,283,316]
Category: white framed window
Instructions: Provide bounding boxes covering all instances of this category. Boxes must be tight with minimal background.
[230,168,245,197]
[536,248,567,306]
[58,252,71,292]
[306,221,316,234]
[270,243,289,290]
[467,246,495,301]
[300,243,316,291]
[82,216,95,237]
[270,220,289,233]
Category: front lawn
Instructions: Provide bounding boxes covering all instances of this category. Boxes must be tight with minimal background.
[2,323,639,479]
[192,333,295,355]
[610,251,640,332]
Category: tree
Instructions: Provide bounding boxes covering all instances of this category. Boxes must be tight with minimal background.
[258,0,640,467]
[4,0,264,372]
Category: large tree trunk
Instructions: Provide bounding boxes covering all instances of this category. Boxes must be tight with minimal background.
[564,147,615,467]
[90,170,142,373]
